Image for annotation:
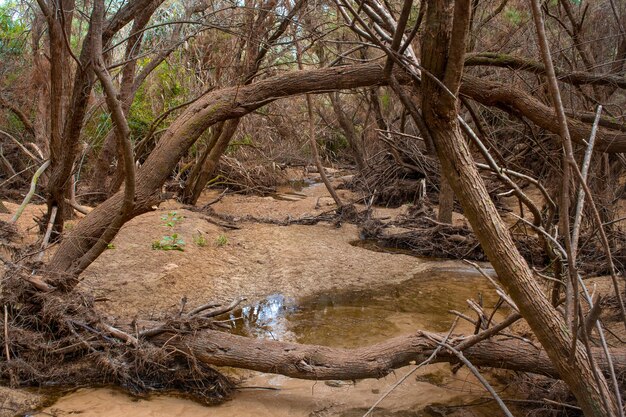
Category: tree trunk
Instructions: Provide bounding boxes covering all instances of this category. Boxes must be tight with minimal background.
[437,175,454,224]
[179,122,225,203]
[90,1,178,201]
[329,92,366,171]
[420,0,617,415]
[46,64,392,278]
[182,119,240,205]
[158,328,626,382]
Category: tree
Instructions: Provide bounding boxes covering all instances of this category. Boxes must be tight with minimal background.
[1,0,626,414]
[417,0,618,414]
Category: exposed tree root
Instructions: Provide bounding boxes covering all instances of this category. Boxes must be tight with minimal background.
[0,269,233,403]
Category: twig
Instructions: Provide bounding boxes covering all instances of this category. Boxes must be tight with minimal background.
[448,310,477,325]
[542,398,582,411]
[198,187,230,209]
[4,305,10,361]
[0,163,36,188]
[10,160,50,223]
[189,301,222,316]
[455,312,522,351]
[432,337,515,417]
[463,260,518,312]
[36,206,57,262]
[100,323,139,347]
[65,198,90,215]
[0,129,41,162]
[577,274,625,415]
[571,105,601,254]
[199,297,246,318]
[201,215,240,230]
[362,317,460,417]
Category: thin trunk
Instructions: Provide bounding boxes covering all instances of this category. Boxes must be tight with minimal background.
[295,36,342,207]
[180,122,225,203]
[90,2,161,200]
[329,92,366,171]
[184,120,239,205]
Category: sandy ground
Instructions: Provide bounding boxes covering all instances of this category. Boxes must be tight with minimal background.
[75,181,469,321]
[1,175,622,417]
[1,179,510,417]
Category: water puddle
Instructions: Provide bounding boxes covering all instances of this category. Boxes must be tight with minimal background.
[271,178,320,201]
[36,266,517,417]
[230,268,505,347]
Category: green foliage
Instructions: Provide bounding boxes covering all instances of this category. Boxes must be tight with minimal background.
[227,134,254,154]
[128,86,154,143]
[215,234,228,247]
[193,231,207,247]
[152,233,186,251]
[154,61,188,106]
[504,7,527,25]
[321,132,349,158]
[161,211,184,227]
[380,91,391,111]
[406,4,422,27]
[152,212,186,251]
[83,110,113,150]
[0,2,26,56]
[106,243,116,250]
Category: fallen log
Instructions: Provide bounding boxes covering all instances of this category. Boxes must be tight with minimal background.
[158,329,626,381]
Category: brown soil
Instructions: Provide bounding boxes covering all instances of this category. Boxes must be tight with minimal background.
[2,176,622,416]
[0,387,46,417]
[75,181,460,320]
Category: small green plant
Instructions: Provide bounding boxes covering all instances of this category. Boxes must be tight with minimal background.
[193,231,207,247]
[152,233,186,251]
[215,234,228,247]
[152,211,186,251]
[161,211,184,227]
[106,243,116,250]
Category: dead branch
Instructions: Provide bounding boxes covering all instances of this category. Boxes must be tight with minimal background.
[10,160,50,224]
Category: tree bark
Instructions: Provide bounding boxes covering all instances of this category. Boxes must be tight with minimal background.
[437,176,454,224]
[459,75,626,153]
[420,0,618,415]
[182,119,240,205]
[46,64,393,278]
[43,62,626,277]
[90,1,161,201]
[158,329,626,382]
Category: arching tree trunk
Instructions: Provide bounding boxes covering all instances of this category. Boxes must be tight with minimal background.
[45,64,392,278]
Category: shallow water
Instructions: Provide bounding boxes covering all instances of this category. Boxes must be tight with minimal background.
[230,268,504,346]
[36,264,517,417]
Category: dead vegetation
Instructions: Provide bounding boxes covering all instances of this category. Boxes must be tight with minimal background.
[1,263,234,403]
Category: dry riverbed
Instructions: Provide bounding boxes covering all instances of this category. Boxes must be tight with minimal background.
[1,177,528,416]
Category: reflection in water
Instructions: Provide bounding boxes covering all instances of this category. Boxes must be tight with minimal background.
[231,293,298,339]
[228,270,505,348]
